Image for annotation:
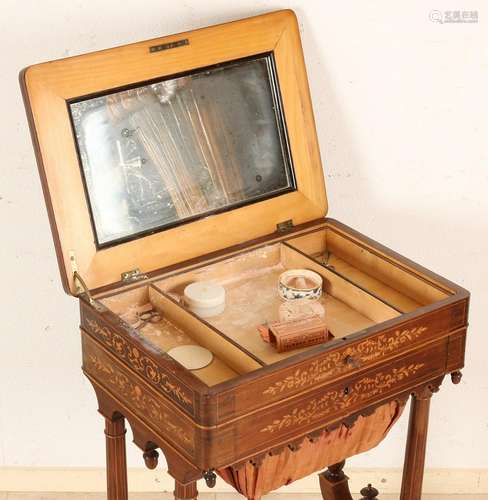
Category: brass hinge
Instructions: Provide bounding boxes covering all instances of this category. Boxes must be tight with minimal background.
[277,219,294,233]
[121,268,148,283]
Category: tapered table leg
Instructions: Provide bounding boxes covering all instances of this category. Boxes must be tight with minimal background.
[400,390,433,500]
[319,461,354,500]
[105,415,128,500]
[175,479,198,500]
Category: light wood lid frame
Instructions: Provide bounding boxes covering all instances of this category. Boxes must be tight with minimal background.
[21,10,327,295]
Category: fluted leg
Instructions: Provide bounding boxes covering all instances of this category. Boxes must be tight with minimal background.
[174,479,198,499]
[319,460,354,500]
[400,390,433,500]
[105,415,128,500]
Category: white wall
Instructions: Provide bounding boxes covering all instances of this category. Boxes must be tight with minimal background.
[0,0,486,473]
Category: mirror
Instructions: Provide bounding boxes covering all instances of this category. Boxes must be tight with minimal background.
[69,54,295,246]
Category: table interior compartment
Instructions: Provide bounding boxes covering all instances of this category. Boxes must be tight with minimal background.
[100,286,261,386]
[286,227,452,313]
[153,242,402,365]
[99,222,453,383]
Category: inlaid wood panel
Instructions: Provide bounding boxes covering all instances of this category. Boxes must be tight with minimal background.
[214,299,467,422]
[82,333,196,459]
[81,304,199,416]
[446,328,467,373]
[207,339,449,466]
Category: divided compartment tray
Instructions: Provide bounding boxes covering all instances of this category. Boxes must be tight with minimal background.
[99,224,458,389]
[153,241,403,364]
[286,225,452,312]
[100,285,261,387]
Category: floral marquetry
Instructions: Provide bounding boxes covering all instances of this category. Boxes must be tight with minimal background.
[260,363,425,434]
[82,333,196,458]
[84,316,194,412]
[263,326,428,396]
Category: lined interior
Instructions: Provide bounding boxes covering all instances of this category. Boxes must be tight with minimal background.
[152,242,400,366]
[100,286,260,386]
[286,228,452,312]
[100,227,451,387]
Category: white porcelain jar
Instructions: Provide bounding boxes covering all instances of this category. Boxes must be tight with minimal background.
[184,281,226,318]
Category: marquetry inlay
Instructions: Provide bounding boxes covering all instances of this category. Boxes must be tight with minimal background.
[260,363,425,433]
[85,317,194,411]
[263,326,428,396]
[86,352,194,452]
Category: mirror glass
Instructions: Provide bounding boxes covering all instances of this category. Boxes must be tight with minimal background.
[69,54,295,246]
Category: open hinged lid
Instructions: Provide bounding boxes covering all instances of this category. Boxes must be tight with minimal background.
[21,10,327,295]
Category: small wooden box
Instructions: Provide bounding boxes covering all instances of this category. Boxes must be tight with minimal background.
[20,10,469,500]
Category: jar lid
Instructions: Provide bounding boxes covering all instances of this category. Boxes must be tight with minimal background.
[167,345,214,370]
[184,281,226,309]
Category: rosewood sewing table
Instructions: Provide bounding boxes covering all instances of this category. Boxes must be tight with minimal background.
[20,9,469,500]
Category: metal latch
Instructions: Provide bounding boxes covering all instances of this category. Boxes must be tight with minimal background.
[73,271,95,306]
[121,268,148,283]
[277,219,294,233]
[69,251,93,303]
[69,251,104,311]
